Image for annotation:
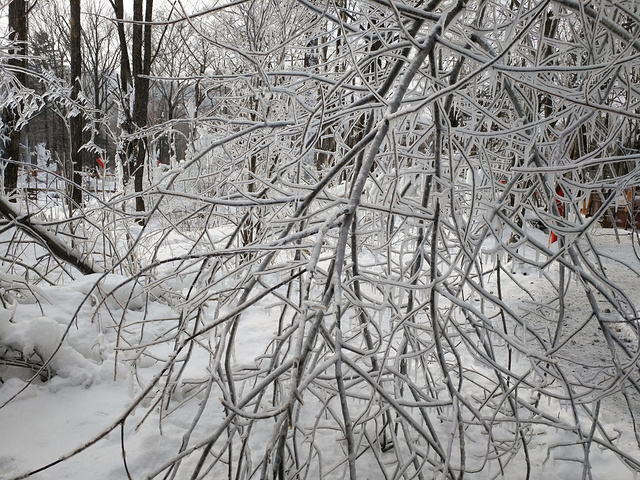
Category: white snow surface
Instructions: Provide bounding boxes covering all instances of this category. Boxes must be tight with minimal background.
[0,229,639,479]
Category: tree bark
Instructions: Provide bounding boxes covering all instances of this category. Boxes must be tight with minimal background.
[114,0,153,222]
[2,0,28,199]
[112,0,134,183]
[133,0,153,219]
[69,0,83,208]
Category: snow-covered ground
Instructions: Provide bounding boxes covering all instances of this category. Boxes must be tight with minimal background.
[1,226,639,480]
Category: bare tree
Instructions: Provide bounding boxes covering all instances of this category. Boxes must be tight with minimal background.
[3,1,640,480]
[2,0,28,198]
[69,0,83,208]
[109,0,155,221]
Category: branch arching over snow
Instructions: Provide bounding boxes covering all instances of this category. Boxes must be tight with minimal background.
[0,197,102,275]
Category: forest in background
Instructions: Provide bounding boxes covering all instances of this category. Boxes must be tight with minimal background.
[2,0,640,478]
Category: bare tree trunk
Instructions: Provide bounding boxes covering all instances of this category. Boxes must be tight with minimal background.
[111,0,153,222]
[69,0,83,208]
[130,0,153,221]
[112,0,134,183]
[2,0,28,199]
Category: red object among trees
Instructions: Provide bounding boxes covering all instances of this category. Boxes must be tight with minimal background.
[549,185,564,245]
